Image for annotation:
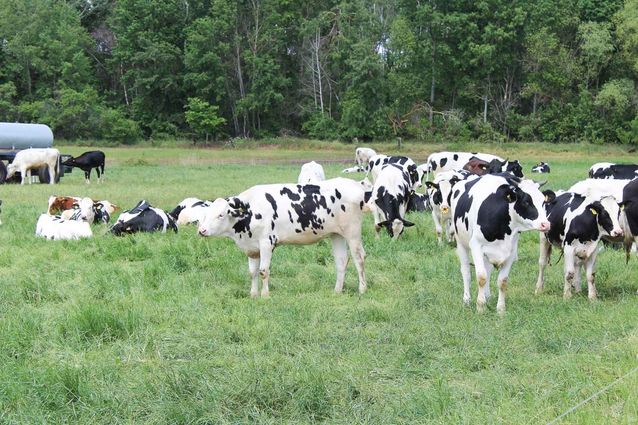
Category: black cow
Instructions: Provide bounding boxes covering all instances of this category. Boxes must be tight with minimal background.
[531,162,550,173]
[110,200,177,236]
[63,150,106,184]
[589,162,638,179]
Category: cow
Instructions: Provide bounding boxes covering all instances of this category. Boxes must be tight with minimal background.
[59,197,96,223]
[297,161,326,184]
[424,151,504,178]
[568,179,632,203]
[426,170,477,243]
[620,178,638,263]
[111,200,177,236]
[169,197,213,226]
[62,150,106,184]
[532,162,550,173]
[6,148,59,185]
[589,162,638,179]
[451,174,552,314]
[48,196,117,224]
[93,200,119,224]
[369,163,419,239]
[536,193,622,300]
[355,147,377,168]
[35,214,93,240]
[406,192,430,212]
[197,178,368,297]
[48,196,79,215]
[484,159,524,178]
[366,154,424,189]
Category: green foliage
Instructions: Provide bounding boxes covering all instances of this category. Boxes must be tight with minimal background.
[301,112,339,140]
[184,97,226,143]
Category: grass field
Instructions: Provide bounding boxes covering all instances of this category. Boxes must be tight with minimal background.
[0,141,637,424]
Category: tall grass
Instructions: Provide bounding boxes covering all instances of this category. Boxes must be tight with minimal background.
[0,142,636,423]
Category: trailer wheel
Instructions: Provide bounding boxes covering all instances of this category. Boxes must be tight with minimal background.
[38,165,60,184]
[0,161,6,184]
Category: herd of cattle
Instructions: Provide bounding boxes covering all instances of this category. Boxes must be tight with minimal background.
[2,146,638,311]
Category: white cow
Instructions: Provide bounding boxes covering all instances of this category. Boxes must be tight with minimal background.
[198,178,368,297]
[451,175,552,314]
[297,161,326,184]
[169,197,213,226]
[6,148,60,185]
[355,147,377,168]
[36,214,93,240]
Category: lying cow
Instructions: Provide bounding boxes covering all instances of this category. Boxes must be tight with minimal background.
[36,214,93,240]
[197,178,368,297]
[297,161,326,184]
[62,150,106,184]
[355,147,377,168]
[536,192,622,300]
[6,148,59,185]
[169,197,213,226]
[451,175,552,314]
[93,200,119,224]
[532,162,550,173]
[424,151,503,178]
[370,163,419,239]
[111,200,177,235]
[589,162,638,179]
[426,170,477,243]
[58,197,95,223]
[48,196,117,224]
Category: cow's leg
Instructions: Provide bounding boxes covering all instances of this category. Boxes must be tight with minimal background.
[445,218,455,243]
[248,256,260,298]
[85,169,91,184]
[258,242,273,297]
[331,235,349,293]
[48,162,56,184]
[484,261,494,301]
[585,250,598,301]
[573,259,583,293]
[432,209,443,243]
[496,255,516,315]
[456,242,472,305]
[563,246,576,299]
[372,208,382,239]
[470,242,488,312]
[347,237,367,294]
[535,233,552,295]
[95,167,101,184]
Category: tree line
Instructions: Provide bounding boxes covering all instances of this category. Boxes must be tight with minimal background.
[0,0,637,144]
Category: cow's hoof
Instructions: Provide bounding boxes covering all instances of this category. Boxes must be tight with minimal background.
[563,291,572,300]
[260,290,270,298]
[250,291,259,299]
[476,303,486,313]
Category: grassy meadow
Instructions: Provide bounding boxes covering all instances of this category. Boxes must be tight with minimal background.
[0,141,637,424]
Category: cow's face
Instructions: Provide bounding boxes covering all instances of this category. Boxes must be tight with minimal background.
[73,198,96,223]
[6,163,17,178]
[198,198,234,237]
[506,160,524,178]
[597,196,623,238]
[509,180,551,232]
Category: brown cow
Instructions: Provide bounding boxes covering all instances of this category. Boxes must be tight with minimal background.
[47,196,81,215]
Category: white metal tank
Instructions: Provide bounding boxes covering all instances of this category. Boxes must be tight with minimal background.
[0,122,53,150]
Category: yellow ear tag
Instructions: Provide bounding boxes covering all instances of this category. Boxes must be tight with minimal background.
[590,208,597,216]
[621,204,625,211]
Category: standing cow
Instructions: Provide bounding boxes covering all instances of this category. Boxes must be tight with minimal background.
[198,178,368,297]
[451,175,552,314]
[6,148,59,185]
[536,192,622,300]
[62,150,106,184]
[297,161,326,184]
[426,170,477,243]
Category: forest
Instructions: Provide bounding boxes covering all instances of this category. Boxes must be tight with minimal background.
[0,0,637,144]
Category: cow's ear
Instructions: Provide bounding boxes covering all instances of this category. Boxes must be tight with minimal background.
[619,200,632,210]
[504,186,517,203]
[401,218,415,227]
[589,202,603,218]
[94,203,103,210]
[542,189,556,204]
[425,181,438,190]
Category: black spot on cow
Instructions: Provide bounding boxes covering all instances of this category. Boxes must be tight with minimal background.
[255,213,262,220]
[453,179,479,233]
[453,189,460,199]
[440,158,448,168]
[341,205,346,212]
[430,160,437,171]
[477,185,514,242]
[280,187,301,202]
[265,193,279,219]
[168,204,185,220]
[288,210,294,223]
[271,220,275,230]
[335,189,342,199]
[228,198,253,237]
[295,229,302,233]
[360,201,364,210]
[330,196,335,203]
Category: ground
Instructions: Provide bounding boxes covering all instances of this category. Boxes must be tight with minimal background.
[0,141,636,424]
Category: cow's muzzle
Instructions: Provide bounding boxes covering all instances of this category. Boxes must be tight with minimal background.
[538,221,551,232]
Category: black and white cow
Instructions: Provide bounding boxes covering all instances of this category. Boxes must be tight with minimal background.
[197,178,368,297]
[531,162,550,173]
[424,151,504,178]
[110,200,177,235]
[451,174,552,314]
[169,197,213,226]
[62,150,106,184]
[426,170,478,243]
[589,162,638,180]
[406,192,430,212]
[355,147,377,168]
[620,178,638,263]
[369,163,421,239]
[484,159,524,178]
[366,154,424,189]
[536,193,622,300]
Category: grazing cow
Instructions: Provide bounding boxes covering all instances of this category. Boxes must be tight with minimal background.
[355,147,377,168]
[568,178,632,202]
[462,158,490,175]
[406,192,430,212]
[424,151,504,178]
[6,148,60,185]
[536,192,622,300]
[484,159,524,178]
[169,197,213,226]
[589,162,638,179]
[366,155,424,189]
[111,200,177,235]
[297,161,326,184]
[426,170,477,243]
[197,178,368,297]
[35,214,93,240]
[451,175,552,314]
[531,162,551,173]
[62,150,106,184]
[369,163,420,239]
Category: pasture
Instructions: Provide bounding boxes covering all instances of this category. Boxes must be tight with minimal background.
[0,142,637,424]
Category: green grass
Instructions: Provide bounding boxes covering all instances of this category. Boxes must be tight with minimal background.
[0,142,636,423]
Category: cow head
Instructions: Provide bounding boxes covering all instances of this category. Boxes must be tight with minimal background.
[198,198,248,237]
[5,163,18,179]
[507,180,552,233]
[596,196,623,239]
[377,218,415,239]
[73,198,95,223]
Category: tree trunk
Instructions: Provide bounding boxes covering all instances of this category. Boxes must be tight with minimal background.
[316,28,324,114]
[483,94,488,124]
[234,34,247,137]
